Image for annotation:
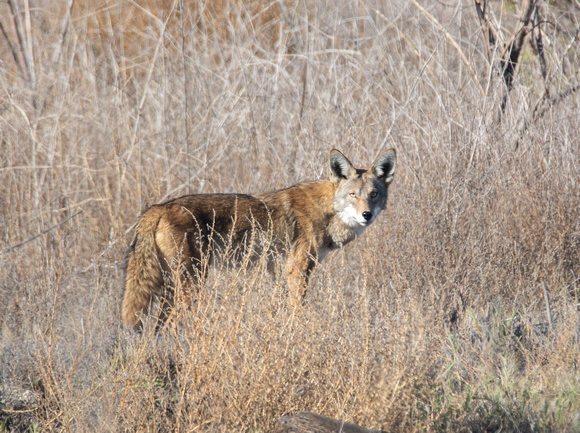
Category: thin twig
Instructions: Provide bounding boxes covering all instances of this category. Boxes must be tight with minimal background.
[80,222,136,273]
[539,84,580,119]
[562,25,580,62]
[116,0,178,214]
[40,0,75,114]
[360,0,436,79]
[298,5,309,131]
[180,0,191,194]
[1,210,83,255]
[23,0,37,109]
[409,0,485,97]
[518,83,580,141]
[51,0,74,64]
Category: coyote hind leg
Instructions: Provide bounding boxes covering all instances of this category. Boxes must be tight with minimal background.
[155,232,210,331]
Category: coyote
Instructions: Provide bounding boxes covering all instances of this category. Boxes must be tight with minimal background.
[121,149,396,330]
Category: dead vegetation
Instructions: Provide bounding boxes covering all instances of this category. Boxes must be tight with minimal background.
[1,0,579,431]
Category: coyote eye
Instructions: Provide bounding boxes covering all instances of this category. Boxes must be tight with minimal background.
[370,191,378,198]
[349,192,357,198]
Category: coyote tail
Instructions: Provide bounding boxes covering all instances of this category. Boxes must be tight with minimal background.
[121,208,164,330]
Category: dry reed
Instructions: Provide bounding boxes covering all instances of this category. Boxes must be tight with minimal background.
[1,0,578,431]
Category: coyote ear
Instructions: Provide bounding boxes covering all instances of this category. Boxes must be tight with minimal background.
[329,149,356,184]
[370,149,396,184]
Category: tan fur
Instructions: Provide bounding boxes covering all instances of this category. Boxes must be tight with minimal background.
[121,149,396,330]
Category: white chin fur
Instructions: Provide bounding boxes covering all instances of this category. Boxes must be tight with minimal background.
[338,207,373,230]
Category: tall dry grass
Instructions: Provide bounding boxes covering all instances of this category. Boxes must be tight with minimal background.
[1,0,579,431]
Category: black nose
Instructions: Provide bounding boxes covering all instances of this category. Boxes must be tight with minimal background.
[362,211,372,221]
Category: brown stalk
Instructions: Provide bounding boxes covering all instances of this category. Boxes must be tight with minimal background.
[7,0,31,83]
[0,19,26,78]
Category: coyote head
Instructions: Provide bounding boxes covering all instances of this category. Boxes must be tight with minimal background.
[330,149,396,230]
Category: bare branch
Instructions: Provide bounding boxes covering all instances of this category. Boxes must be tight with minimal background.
[1,211,83,255]
[495,0,536,115]
[517,84,579,144]
[474,0,504,50]
[532,6,547,86]
[500,0,534,88]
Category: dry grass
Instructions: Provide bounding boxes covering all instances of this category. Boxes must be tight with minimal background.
[1,0,579,431]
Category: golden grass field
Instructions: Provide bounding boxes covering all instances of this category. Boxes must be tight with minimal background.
[1,0,579,431]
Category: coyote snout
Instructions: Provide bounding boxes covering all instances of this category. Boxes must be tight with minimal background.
[121,148,396,330]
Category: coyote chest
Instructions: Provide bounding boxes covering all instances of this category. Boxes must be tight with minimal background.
[121,149,396,331]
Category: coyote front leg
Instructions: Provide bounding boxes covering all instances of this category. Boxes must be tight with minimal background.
[287,249,317,307]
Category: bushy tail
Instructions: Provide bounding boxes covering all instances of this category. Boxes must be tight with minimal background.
[121,208,164,330]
